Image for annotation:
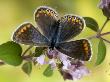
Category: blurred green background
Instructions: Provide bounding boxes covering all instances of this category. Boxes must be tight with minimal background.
[0,0,110,82]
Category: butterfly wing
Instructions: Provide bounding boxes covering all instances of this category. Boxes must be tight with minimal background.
[56,14,85,42]
[55,39,91,61]
[13,23,49,47]
[35,6,59,41]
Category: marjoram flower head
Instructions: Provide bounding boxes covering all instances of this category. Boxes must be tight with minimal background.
[34,49,90,80]
[99,0,110,18]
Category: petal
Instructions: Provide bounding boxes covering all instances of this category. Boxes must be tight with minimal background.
[36,54,45,65]
[49,59,56,69]
[61,59,90,80]
[58,52,68,62]
[72,69,83,80]
[78,66,90,76]
[68,66,90,80]
[47,49,58,59]
[62,60,71,70]
[59,69,73,80]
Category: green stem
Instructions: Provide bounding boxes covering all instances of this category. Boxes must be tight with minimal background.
[100,37,110,44]
[22,45,33,56]
[99,18,109,34]
[87,31,110,40]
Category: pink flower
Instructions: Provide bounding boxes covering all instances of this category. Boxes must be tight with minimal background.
[59,60,90,80]
[35,54,46,65]
[47,49,90,80]
[34,48,90,80]
[47,49,58,59]
[48,59,56,69]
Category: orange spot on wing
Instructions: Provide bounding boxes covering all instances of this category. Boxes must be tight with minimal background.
[76,19,79,22]
[85,50,88,55]
[85,47,88,51]
[18,31,21,35]
[27,24,31,28]
[84,43,88,47]
[23,26,27,31]
[68,18,71,22]
[48,12,51,16]
[82,41,89,56]
[43,10,46,13]
[72,18,74,22]
[20,29,24,33]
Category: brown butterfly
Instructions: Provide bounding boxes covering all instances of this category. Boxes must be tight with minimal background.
[13,6,91,61]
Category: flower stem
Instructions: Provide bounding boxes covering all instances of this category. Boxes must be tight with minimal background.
[22,55,33,61]
[100,37,110,44]
[87,31,110,40]
[22,45,33,56]
[87,18,110,40]
[99,18,109,34]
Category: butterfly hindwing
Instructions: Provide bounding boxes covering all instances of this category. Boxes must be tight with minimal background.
[56,39,91,61]
[57,15,85,42]
[35,6,59,41]
[13,23,49,47]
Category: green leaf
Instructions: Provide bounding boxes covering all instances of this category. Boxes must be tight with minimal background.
[43,65,53,77]
[83,17,99,32]
[95,39,106,65]
[0,41,23,66]
[22,62,32,76]
[35,47,45,57]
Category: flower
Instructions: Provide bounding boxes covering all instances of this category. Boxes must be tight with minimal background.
[33,48,90,80]
[47,49,58,59]
[98,0,110,18]
[58,59,90,80]
[48,59,56,69]
[34,54,46,65]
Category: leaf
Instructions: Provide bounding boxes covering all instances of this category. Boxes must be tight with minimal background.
[22,62,32,76]
[34,47,45,57]
[83,17,99,32]
[0,41,23,66]
[43,65,53,77]
[95,39,106,65]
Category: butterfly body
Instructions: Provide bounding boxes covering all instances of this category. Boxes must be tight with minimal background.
[49,20,60,49]
[13,6,92,61]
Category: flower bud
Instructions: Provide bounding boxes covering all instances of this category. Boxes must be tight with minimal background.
[98,0,110,18]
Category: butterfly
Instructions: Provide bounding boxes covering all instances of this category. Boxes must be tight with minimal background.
[12,6,91,61]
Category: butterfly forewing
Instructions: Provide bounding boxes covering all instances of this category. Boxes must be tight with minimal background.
[56,39,91,61]
[35,6,59,41]
[13,23,49,47]
[57,15,85,43]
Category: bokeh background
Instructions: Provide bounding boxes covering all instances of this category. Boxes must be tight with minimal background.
[0,0,110,82]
